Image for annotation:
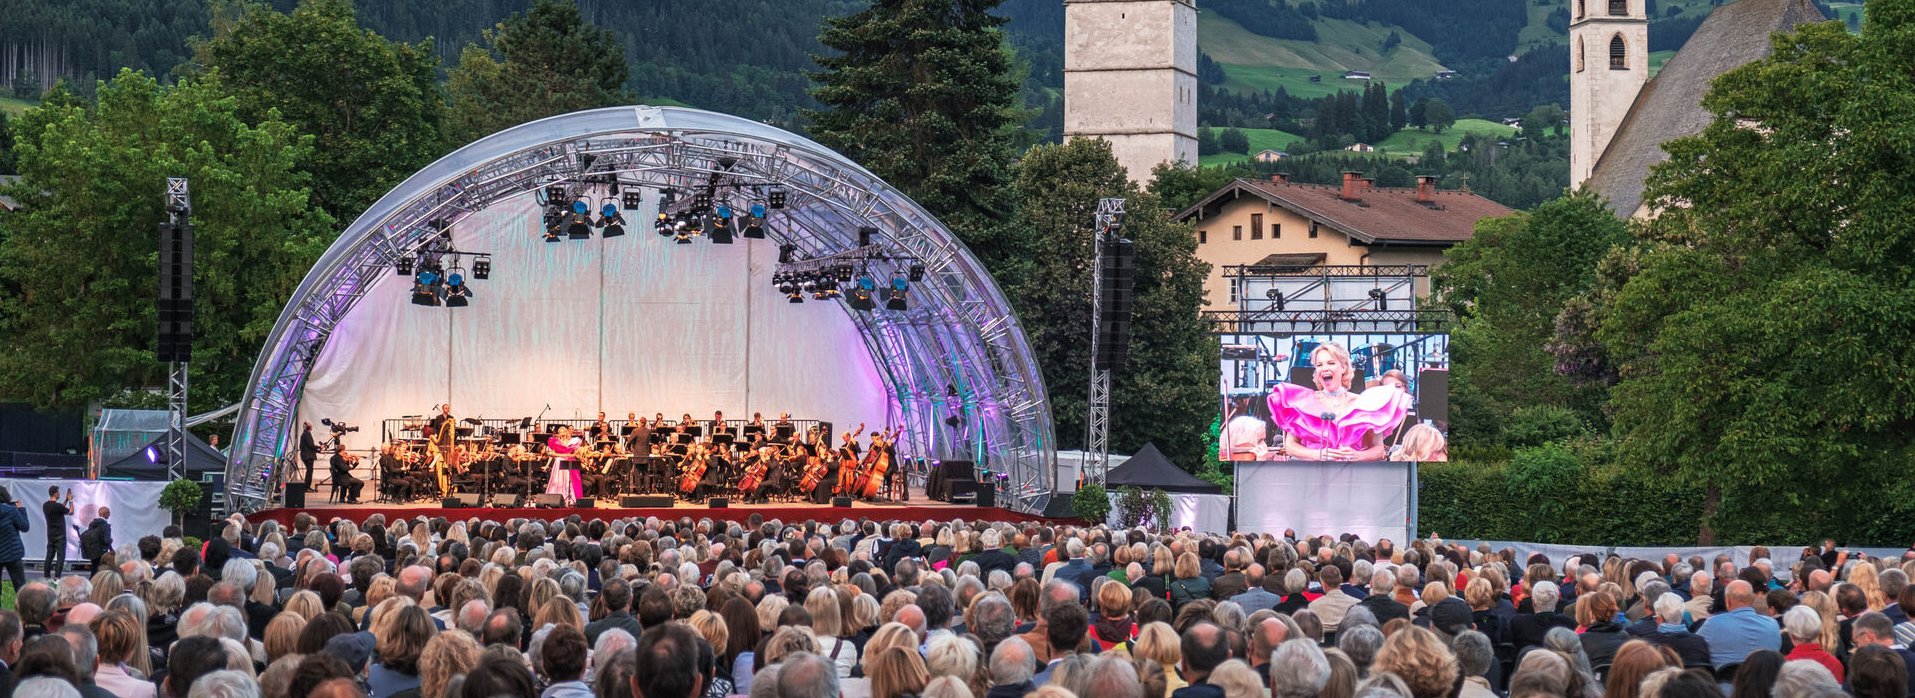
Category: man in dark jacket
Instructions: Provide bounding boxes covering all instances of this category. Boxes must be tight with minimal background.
[1228,565,1282,614]
[1171,622,1230,698]
[585,579,644,645]
[1210,550,1248,600]
[985,636,1037,698]
[971,530,1019,578]
[1642,592,1712,666]
[1509,581,1578,652]
[1355,568,1411,624]
[0,491,30,593]
[79,508,112,574]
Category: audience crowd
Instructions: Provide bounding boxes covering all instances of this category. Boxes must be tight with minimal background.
[1,511,1914,698]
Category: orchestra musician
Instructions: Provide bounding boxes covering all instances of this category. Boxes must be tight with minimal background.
[545,426,585,506]
[379,440,425,502]
[328,445,364,503]
[589,412,613,442]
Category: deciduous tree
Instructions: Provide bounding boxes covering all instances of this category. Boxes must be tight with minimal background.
[0,71,330,409]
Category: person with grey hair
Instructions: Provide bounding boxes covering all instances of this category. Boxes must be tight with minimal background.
[1268,639,1330,698]
[56,575,93,609]
[180,603,246,643]
[457,599,490,635]
[1643,592,1710,666]
[12,677,82,698]
[1450,631,1496,698]
[1773,658,1841,698]
[1509,580,1575,652]
[748,663,782,698]
[186,669,263,698]
[774,651,840,698]
[1336,625,1384,677]
[1061,654,1144,698]
[966,592,1017,656]
[1543,626,1601,696]
[986,636,1036,698]
[1354,568,1408,624]
[1782,605,1845,681]
[1685,571,1715,622]
[1275,568,1310,615]
[55,623,103,689]
[1507,647,1573,697]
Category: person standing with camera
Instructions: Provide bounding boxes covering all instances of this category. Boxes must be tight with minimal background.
[42,487,71,578]
[0,490,29,594]
[299,421,322,488]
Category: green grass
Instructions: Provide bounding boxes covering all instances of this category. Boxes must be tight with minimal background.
[1198,127,1309,167]
[0,95,39,115]
[1371,119,1520,156]
[1204,13,1448,99]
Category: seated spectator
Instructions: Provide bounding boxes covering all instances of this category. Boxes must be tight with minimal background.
[1642,592,1711,667]
[1782,606,1844,682]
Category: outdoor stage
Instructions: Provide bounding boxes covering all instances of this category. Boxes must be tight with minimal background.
[247,485,1064,527]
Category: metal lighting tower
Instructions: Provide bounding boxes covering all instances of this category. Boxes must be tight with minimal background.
[161,177,193,481]
[1083,197,1125,484]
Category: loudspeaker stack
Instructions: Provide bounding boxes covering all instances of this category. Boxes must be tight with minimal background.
[1096,238,1134,371]
[157,220,194,363]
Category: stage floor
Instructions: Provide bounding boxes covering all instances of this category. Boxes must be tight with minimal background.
[249,485,1058,526]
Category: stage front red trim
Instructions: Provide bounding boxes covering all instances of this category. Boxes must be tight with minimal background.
[248,503,1070,527]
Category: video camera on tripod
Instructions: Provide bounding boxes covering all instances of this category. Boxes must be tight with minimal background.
[321,418,359,434]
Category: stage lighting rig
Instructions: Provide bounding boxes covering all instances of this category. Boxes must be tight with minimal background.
[394,256,414,276]
[543,204,566,243]
[411,266,443,306]
[709,203,734,244]
[848,275,877,311]
[768,187,787,209]
[621,190,643,211]
[472,256,491,280]
[445,271,472,308]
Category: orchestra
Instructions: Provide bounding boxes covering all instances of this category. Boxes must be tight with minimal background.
[343,406,913,507]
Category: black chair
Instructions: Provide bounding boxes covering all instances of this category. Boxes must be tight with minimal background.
[1715,662,1741,684]
[1593,663,1612,684]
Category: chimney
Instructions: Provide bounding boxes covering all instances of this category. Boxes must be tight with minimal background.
[1415,175,1437,203]
[1361,177,1375,192]
[1269,173,1289,185]
[1340,171,1362,201]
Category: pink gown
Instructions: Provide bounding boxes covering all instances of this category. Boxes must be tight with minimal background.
[1266,383,1411,455]
[545,436,584,502]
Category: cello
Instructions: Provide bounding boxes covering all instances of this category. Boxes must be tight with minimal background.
[855,426,904,499]
[796,433,829,494]
[678,446,708,495]
[737,447,770,496]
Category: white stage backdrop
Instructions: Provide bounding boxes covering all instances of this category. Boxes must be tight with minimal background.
[300,193,892,463]
[3,480,172,562]
[1235,461,1413,544]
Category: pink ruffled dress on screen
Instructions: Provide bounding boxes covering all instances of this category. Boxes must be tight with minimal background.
[1266,383,1411,453]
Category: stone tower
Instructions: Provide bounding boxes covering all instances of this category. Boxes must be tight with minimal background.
[1064,0,1199,184]
[1570,0,1649,187]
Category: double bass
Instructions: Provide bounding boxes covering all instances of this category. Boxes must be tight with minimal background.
[835,423,866,495]
[855,426,904,499]
[737,446,771,495]
[796,431,829,493]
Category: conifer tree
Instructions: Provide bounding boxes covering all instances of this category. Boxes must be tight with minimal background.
[446,0,633,146]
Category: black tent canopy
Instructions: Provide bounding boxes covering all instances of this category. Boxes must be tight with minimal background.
[100,432,225,480]
[1103,442,1223,494]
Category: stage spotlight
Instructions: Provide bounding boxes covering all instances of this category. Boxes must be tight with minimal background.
[780,279,802,303]
[768,187,788,209]
[445,272,470,308]
[1369,287,1387,311]
[836,265,854,283]
[567,199,593,239]
[621,190,643,210]
[597,200,626,238]
[743,203,767,239]
[544,206,565,242]
[858,227,878,247]
[909,264,926,282]
[692,191,713,213]
[395,256,413,276]
[411,270,442,307]
[655,213,673,237]
[472,256,491,280]
[709,203,733,244]
[778,244,798,264]
[885,275,909,311]
[848,276,877,311]
[543,183,567,203]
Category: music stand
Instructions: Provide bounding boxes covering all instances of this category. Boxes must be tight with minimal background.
[743,425,766,438]
[774,424,795,442]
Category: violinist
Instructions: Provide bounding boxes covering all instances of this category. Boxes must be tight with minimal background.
[589,411,613,442]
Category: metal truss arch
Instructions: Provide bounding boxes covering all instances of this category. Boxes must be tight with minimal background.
[225,106,1054,512]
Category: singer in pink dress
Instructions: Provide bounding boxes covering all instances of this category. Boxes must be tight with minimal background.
[1268,342,1411,461]
[545,426,584,504]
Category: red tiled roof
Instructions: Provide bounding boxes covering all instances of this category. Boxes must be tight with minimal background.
[1177,178,1513,245]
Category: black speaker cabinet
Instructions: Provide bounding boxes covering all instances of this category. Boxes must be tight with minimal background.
[832,496,853,508]
[1418,368,1449,425]
[496,494,521,508]
[708,497,729,509]
[576,498,595,509]
[534,494,564,509]
[976,484,996,509]
[623,495,674,508]
[283,483,306,508]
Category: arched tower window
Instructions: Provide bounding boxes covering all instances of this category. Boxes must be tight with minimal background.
[1576,0,1586,19]
[1575,35,1585,72]
[1610,34,1627,69]
[1610,0,1627,15]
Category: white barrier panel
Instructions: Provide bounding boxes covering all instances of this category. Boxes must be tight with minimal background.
[1234,461,1413,544]
[3,480,173,562]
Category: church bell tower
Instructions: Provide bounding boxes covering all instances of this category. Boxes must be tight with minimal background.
[1064,0,1199,184]
[1569,0,1649,187]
